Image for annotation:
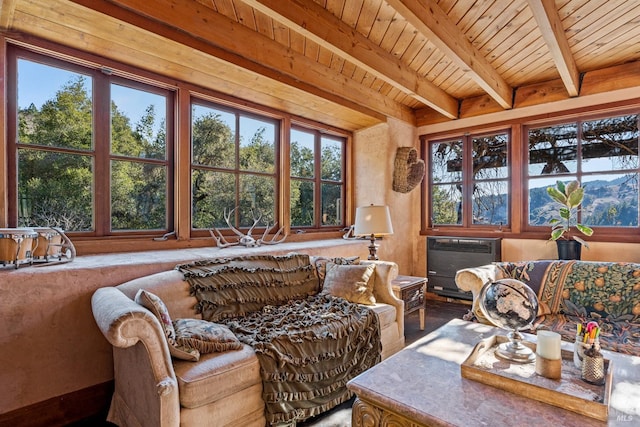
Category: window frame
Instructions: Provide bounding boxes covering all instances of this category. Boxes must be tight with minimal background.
[423,128,511,231]
[522,111,640,237]
[421,106,640,242]
[288,125,347,231]
[5,39,353,252]
[189,97,281,238]
[7,45,175,238]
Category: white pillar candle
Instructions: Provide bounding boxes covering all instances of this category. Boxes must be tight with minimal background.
[536,331,562,360]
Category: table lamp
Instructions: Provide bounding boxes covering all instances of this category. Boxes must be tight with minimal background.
[354,205,394,260]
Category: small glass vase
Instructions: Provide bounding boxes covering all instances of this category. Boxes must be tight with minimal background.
[574,334,600,369]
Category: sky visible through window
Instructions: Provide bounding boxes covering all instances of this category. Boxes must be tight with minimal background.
[19,60,266,142]
[18,60,167,135]
[17,60,82,109]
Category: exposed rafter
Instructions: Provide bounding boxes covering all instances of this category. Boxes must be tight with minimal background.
[8,0,640,129]
[67,0,414,124]
[526,0,580,97]
[386,0,513,110]
[0,0,17,30]
[240,0,459,119]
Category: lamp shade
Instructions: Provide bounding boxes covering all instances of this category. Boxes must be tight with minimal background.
[354,205,394,236]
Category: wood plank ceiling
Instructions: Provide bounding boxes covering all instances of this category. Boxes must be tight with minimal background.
[3,0,640,131]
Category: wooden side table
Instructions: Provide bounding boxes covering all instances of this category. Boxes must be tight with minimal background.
[391,275,427,330]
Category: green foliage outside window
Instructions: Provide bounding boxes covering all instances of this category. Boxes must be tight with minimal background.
[191,106,277,230]
[17,67,170,232]
[111,100,168,231]
[18,76,95,230]
[14,54,347,237]
[289,131,344,228]
[429,134,509,227]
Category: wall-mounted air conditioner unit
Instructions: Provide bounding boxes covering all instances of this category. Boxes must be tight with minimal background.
[427,236,501,300]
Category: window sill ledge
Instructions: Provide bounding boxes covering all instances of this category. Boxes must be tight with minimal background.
[3,238,365,278]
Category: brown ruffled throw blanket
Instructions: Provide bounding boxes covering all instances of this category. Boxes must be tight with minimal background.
[176,254,381,425]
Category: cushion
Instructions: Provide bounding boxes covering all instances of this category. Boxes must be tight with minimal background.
[174,318,242,353]
[135,289,200,361]
[174,346,261,408]
[368,302,396,328]
[313,256,360,288]
[559,261,640,322]
[321,262,376,305]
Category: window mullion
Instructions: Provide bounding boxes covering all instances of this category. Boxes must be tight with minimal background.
[93,72,111,236]
[315,131,322,228]
[463,135,474,227]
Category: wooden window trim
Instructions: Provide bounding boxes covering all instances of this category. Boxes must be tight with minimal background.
[8,44,175,238]
[421,106,640,243]
[189,97,281,238]
[423,129,511,232]
[522,112,640,239]
[3,37,353,254]
[289,125,347,231]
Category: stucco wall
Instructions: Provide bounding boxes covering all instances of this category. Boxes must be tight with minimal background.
[354,118,420,276]
[501,238,640,263]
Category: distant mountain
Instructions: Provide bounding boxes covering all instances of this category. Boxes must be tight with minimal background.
[530,176,638,227]
[473,176,638,227]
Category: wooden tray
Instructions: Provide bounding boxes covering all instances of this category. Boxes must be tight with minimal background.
[461,335,612,421]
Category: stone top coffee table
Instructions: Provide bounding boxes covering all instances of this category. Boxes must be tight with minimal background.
[347,318,640,427]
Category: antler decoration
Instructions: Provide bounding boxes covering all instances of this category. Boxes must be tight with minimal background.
[210,207,287,248]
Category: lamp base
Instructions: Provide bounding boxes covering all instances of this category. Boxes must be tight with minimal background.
[367,235,379,260]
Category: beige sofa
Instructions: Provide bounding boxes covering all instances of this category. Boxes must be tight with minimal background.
[91,254,404,427]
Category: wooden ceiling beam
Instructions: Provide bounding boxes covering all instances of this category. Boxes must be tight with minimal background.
[527,0,580,97]
[416,60,640,126]
[387,0,513,110]
[0,0,17,30]
[65,0,414,124]
[240,0,459,119]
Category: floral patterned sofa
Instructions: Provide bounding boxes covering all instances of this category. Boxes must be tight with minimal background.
[455,260,640,356]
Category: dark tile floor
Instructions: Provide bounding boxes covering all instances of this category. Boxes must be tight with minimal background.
[298,299,470,427]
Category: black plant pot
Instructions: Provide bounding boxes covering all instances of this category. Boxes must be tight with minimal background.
[556,240,582,260]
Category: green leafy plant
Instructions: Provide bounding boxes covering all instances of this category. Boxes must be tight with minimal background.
[547,180,594,247]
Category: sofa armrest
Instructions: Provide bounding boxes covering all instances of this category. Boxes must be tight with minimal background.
[361,260,404,336]
[91,287,180,426]
[454,264,498,324]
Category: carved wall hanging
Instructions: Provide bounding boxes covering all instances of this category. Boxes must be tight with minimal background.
[392,147,425,193]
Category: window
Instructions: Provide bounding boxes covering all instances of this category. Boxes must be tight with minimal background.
[527,114,639,229]
[10,48,173,235]
[110,82,170,231]
[428,131,510,228]
[7,43,352,248]
[191,101,278,232]
[289,127,345,229]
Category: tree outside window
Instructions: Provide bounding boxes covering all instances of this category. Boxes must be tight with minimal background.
[14,54,172,234]
[9,45,352,246]
[191,102,277,231]
[290,128,345,229]
[110,84,168,231]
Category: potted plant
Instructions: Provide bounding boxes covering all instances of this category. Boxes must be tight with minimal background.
[547,180,594,259]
